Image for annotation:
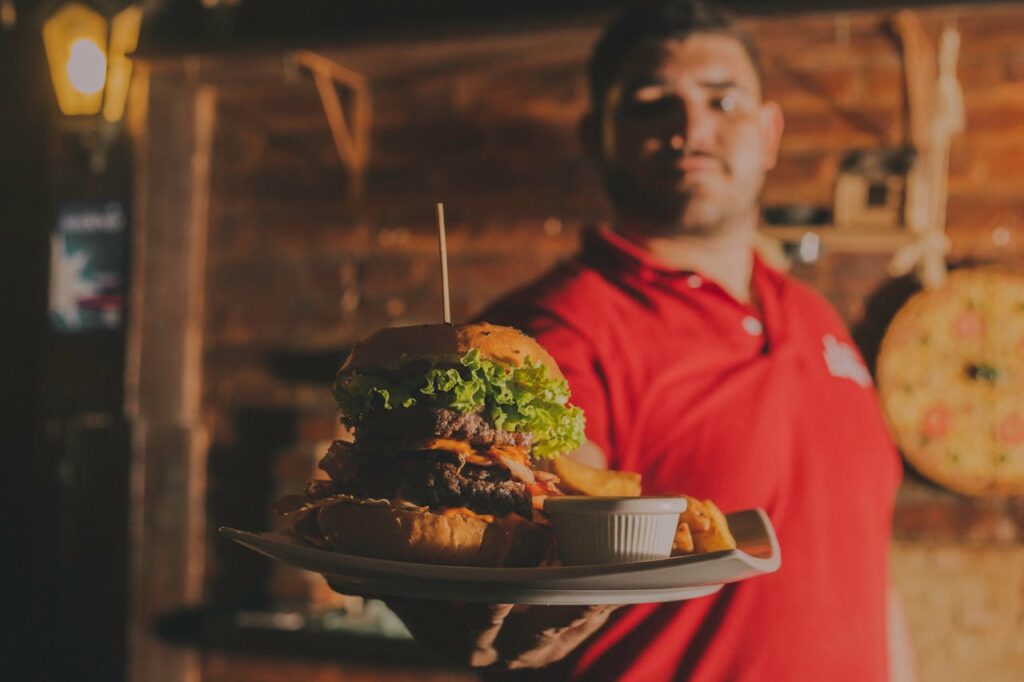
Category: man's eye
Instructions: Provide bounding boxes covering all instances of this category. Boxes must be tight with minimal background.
[619,97,678,119]
[712,95,737,112]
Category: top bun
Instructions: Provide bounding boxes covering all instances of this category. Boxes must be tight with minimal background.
[339,322,564,381]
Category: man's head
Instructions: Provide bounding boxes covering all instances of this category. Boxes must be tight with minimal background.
[582,0,783,237]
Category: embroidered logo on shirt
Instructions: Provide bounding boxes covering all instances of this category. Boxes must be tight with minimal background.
[822,334,873,388]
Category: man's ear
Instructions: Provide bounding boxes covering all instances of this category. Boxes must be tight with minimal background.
[578,110,604,164]
[759,100,785,171]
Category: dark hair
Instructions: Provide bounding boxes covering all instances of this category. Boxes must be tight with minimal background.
[588,0,762,114]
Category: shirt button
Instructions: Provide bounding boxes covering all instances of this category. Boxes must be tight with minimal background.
[686,275,703,288]
[741,316,764,336]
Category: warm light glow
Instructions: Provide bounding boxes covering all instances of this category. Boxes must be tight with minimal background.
[102,5,143,123]
[43,3,107,116]
[1,0,17,31]
[66,38,107,94]
[42,3,143,122]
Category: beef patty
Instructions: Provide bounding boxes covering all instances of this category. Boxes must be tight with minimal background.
[318,441,532,519]
[356,405,532,450]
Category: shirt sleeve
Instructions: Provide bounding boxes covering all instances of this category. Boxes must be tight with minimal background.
[482,305,613,467]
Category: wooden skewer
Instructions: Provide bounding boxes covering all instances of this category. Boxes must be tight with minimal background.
[436,202,451,324]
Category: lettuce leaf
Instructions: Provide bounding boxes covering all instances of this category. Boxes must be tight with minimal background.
[333,348,585,459]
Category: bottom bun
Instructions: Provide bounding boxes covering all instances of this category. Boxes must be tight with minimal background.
[317,501,554,567]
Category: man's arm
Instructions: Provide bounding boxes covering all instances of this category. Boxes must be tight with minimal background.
[380,598,620,671]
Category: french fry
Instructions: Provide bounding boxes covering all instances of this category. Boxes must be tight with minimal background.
[671,519,695,555]
[678,495,712,533]
[546,455,736,556]
[552,455,642,497]
[691,499,737,553]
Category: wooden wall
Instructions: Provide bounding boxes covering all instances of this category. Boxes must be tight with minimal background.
[753,7,1024,256]
[201,5,1023,368]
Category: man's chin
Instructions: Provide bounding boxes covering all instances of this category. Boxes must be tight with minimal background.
[639,199,729,237]
[608,179,731,233]
[676,202,730,235]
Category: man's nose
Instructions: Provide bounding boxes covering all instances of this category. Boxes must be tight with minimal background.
[665,99,715,151]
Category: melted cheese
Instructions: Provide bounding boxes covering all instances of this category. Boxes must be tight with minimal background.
[419,438,475,457]
[439,507,495,524]
[416,439,532,470]
[489,444,530,463]
[463,452,496,467]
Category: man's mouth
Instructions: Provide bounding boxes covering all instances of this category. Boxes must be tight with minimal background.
[670,155,724,175]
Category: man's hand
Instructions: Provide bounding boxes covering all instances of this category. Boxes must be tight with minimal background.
[367,594,619,670]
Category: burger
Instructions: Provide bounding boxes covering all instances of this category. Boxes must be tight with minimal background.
[275,322,586,567]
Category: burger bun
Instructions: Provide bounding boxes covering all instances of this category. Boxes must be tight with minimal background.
[339,322,564,381]
[317,500,554,568]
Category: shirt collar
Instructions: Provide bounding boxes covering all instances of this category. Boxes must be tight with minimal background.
[579,225,790,352]
[579,224,777,288]
[580,225,684,276]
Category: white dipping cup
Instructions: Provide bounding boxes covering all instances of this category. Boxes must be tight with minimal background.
[543,496,687,566]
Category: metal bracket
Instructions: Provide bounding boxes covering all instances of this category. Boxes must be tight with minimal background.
[294,50,372,197]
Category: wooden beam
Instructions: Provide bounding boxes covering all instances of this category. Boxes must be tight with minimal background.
[125,64,216,682]
[891,11,964,287]
[893,9,935,242]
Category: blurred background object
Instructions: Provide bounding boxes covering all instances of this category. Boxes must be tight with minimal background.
[833,146,915,230]
[877,268,1024,497]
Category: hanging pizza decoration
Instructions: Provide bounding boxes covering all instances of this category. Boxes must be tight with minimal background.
[877,268,1024,495]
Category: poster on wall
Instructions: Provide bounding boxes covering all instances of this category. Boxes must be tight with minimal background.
[48,200,128,333]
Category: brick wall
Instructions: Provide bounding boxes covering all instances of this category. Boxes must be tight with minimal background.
[752,6,1024,265]
[202,4,1024,387]
[193,3,1024,677]
[893,542,1024,681]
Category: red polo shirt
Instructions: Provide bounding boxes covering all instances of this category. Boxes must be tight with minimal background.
[482,226,902,681]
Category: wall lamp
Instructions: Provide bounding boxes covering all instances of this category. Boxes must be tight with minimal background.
[41,1,142,172]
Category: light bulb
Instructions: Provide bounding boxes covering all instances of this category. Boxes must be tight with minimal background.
[66,38,106,95]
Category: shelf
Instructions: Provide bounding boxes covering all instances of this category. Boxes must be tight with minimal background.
[760,226,916,254]
[154,605,463,667]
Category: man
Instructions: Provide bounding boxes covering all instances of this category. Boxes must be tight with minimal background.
[374,2,909,679]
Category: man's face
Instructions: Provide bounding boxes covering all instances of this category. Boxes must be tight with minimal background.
[599,34,783,235]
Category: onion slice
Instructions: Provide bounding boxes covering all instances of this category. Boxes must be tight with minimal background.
[493,451,536,486]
